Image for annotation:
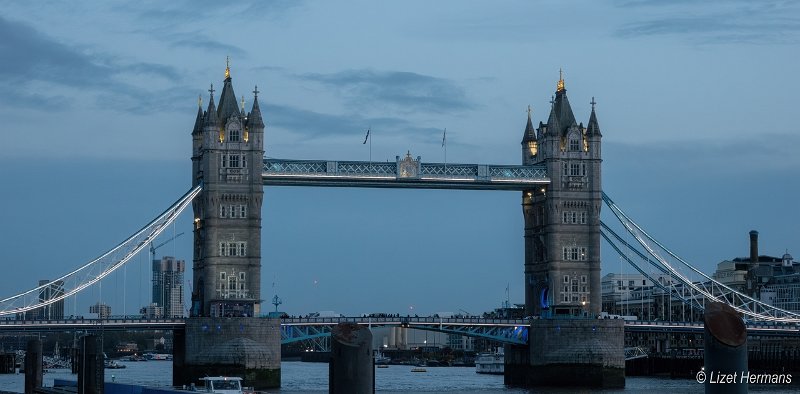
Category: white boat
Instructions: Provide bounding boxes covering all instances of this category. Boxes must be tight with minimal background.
[475,347,504,375]
[198,377,249,394]
[374,351,391,365]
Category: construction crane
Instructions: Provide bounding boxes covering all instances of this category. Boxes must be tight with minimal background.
[149,232,185,263]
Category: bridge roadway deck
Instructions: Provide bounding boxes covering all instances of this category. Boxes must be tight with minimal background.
[0,317,797,337]
[262,158,549,190]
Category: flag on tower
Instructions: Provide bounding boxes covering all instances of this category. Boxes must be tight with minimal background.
[363,128,370,144]
[442,128,447,147]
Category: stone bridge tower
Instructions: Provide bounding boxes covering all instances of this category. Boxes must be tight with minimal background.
[521,72,602,317]
[190,61,265,317]
[179,63,280,390]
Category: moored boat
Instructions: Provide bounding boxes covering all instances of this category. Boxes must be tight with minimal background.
[475,347,504,375]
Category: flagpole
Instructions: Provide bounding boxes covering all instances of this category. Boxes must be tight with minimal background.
[443,128,447,171]
[369,127,372,163]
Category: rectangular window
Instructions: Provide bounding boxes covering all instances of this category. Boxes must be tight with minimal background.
[220,205,227,218]
[563,294,569,302]
[570,163,581,176]
[563,211,569,223]
[228,242,237,256]
[239,272,246,281]
[563,275,569,283]
[563,248,569,260]
[563,162,568,175]
[580,247,587,261]
[564,286,569,293]
[581,163,587,176]
[582,286,587,293]
[220,272,226,281]
[229,128,241,142]
[242,155,247,168]
[580,212,587,224]
[219,242,226,256]
[229,206,236,218]
[571,212,577,224]
[570,138,580,151]
[238,242,247,256]
[570,248,579,261]
[220,154,227,168]
[240,205,247,218]
[581,275,587,284]
[229,155,241,168]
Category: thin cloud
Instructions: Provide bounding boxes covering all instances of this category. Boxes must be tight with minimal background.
[122,0,303,25]
[614,1,800,44]
[264,103,441,141]
[0,16,187,113]
[164,32,247,58]
[297,69,475,114]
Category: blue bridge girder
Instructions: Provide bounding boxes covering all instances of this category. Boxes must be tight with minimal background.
[280,316,530,346]
[262,158,549,190]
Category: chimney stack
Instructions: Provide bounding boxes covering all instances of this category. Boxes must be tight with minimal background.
[749,230,759,266]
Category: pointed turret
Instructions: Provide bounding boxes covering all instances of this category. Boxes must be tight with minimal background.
[216,59,241,124]
[246,85,265,129]
[522,105,536,143]
[203,84,219,128]
[547,70,577,137]
[586,97,601,137]
[192,95,204,135]
[521,105,538,164]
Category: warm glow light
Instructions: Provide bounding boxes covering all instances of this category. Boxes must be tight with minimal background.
[244,128,249,143]
[218,129,225,143]
[528,140,538,156]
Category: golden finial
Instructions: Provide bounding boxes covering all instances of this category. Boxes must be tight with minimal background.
[225,56,231,79]
[556,68,565,92]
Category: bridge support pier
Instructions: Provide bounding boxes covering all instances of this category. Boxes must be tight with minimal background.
[329,323,373,394]
[524,319,625,388]
[503,343,531,386]
[24,339,42,394]
[174,317,281,390]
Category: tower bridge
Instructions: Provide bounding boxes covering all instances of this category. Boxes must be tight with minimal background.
[2,63,798,389]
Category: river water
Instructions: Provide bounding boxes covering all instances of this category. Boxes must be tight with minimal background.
[0,361,795,393]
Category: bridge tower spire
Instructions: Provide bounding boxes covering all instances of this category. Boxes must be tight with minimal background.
[190,60,265,318]
[522,71,602,317]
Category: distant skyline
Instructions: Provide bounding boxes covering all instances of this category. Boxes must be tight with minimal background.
[0,1,798,317]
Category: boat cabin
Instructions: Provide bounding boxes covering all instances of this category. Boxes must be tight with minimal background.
[198,377,243,394]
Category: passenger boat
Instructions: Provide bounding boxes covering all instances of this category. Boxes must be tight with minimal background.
[475,347,504,375]
[410,367,427,372]
[198,377,253,394]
